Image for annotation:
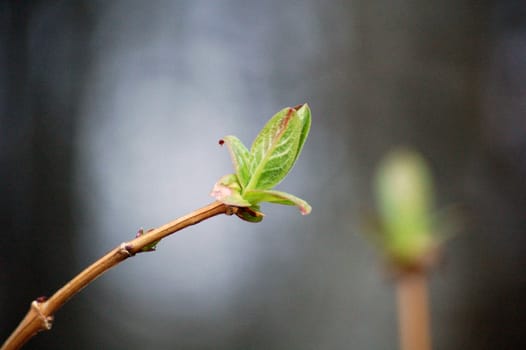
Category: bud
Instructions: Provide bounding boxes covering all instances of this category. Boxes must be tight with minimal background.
[375,148,435,265]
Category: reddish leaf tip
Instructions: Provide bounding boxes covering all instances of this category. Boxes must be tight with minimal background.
[219,139,225,146]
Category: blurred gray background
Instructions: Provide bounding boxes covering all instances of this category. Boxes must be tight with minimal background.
[1,1,525,349]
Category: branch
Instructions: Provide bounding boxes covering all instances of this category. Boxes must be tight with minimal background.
[396,271,432,350]
[1,201,234,350]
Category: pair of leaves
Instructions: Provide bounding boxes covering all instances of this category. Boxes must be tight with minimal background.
[211,104,312,221]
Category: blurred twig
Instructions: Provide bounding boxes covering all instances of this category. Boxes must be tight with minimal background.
[396,272,432,350]
[366,148,447,350]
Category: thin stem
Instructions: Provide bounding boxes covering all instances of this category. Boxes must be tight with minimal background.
[396,272,432,350]
[1,201,232,350]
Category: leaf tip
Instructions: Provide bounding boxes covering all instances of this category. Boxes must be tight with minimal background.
[218,139,225,146]
[293,103,305,110]
[300,205,312,216]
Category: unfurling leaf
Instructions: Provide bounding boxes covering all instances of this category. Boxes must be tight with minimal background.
[235,205,264,223]
[211,104,312,221]
[291,103,312,165]
[247,107,302,191]
[220,136,252,189]
[244,189,312,215]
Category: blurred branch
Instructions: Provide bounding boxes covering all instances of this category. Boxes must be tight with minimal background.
[396,272,432,350]
[1,201,233,350]
[367,148,445,350]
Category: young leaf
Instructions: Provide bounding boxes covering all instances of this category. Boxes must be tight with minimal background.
[292,104,312,165]
[235,205,264,223]
[220,136,252,189]
[244,189,312,215]
[247,107,302,191]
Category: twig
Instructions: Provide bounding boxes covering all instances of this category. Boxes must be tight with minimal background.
[1,201,234,350]
[396,271,432,350]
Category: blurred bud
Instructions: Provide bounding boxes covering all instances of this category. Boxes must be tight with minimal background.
[374,148,436,267]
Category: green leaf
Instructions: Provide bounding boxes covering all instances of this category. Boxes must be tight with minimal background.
[292,104,311,165]
[220,136,252,189]
[246,107,302,191]
[244,189,312,215]
[235,205,264,223]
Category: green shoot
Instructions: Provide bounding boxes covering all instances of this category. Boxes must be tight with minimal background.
[211,104,312,221]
